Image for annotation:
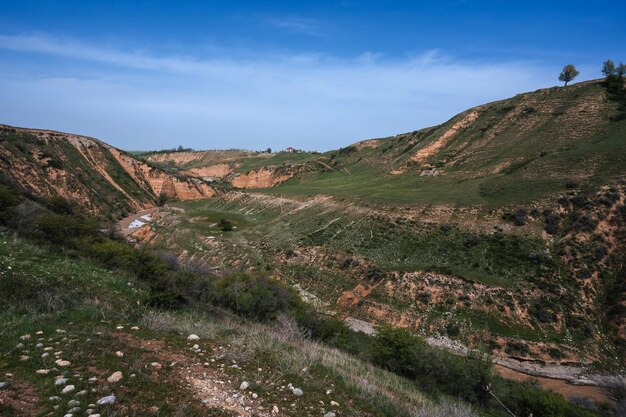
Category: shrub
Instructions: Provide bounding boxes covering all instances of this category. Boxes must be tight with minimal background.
[211,273,304,321]
[218,218,234,232]
[372,325,492,404]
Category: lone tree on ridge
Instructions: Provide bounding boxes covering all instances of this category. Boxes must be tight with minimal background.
[559,64,579,86]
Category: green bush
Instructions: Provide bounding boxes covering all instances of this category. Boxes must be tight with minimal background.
[372,325,492,404]
[211,273,304,321]
[491,379,598,417]
[218,218,234,231]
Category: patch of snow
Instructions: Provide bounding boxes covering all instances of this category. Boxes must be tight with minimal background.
[129,220,145,229]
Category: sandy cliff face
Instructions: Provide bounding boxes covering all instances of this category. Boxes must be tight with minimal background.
[231,167,294,188]
[107,147,215,201]
[0,125,215,213]
[184,164,233,179]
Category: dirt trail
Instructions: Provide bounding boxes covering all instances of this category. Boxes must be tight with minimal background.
[494,365,610,403]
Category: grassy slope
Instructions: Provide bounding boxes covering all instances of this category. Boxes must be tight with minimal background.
[0,233,479,417]
[265,82,626,207]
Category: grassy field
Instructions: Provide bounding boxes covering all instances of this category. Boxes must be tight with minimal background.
[251,82,626,207]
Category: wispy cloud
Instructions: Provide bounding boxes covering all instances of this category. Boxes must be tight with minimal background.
[0,32,558,151]
[263,16,323,36]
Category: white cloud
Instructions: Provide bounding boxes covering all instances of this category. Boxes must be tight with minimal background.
[263,16,323,36]
[0,32,559,151]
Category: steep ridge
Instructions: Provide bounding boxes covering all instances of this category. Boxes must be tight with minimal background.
[0,125,214,214]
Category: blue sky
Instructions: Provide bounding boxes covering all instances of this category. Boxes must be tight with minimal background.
[0,1,624,151]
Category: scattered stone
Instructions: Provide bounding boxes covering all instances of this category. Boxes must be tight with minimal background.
[88,414,101,417]
[42,352,50,358]
[106,371,123,383]
[0,381,8,389]
[19,355,30,362]
[36,331,44,335]
[272,405,279,414]
[44,347,53,351]
[20,334,31,340]
[56,329,66,334]
[88,377,97,383]
[63,414,73,417]
[61,385,75,394]
[187,334,200,341]
[324,412,336,417]
[67,399,80,407]
[76,390,88,396]
[49,396,61,401]
[292,388,303,397]
[96,395,116,405]
[130,326,139,330]
[150,362,161,369]
[16,342,24,349]
[330,401,340,407]
[55,359,71,367]
[55,378,69,386]
[68,407,81,413]
[252,393,258,399]
[115,351,124,357]
[36,369,50,375]
[115,326,124,330]
[240,381,250,390]
[36,343,44,348]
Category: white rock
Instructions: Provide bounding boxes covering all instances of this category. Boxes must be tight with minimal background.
[239,381,250,390]
[55,378,68,386]
[42,352,50,358]
[36,331,44,335]
[292,388,303,397]
[252,393,258,399]
[67,399,80,407]
[20,334,31,340]
[324,412,336,417]
[88,414,101,417]
[0,381,8,389]
[61,385,75,394]
[36,369,50,374]
[96,395,116,405]
[88,377,97,383]
[55,359,71,367]
[272,405,279,414]
[107,371,123,383]
[76,390,88,396]
[56,329,66,334]
[36,343,44,348]
[130,326,139,330]
[187,334,200,341]
[49,396,61,401]
[63,414,73,417]
[330,400,340,407]
[19,355,30,362]
[115,351,124,357]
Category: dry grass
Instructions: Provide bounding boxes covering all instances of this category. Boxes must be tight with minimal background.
[142,310,478,417]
